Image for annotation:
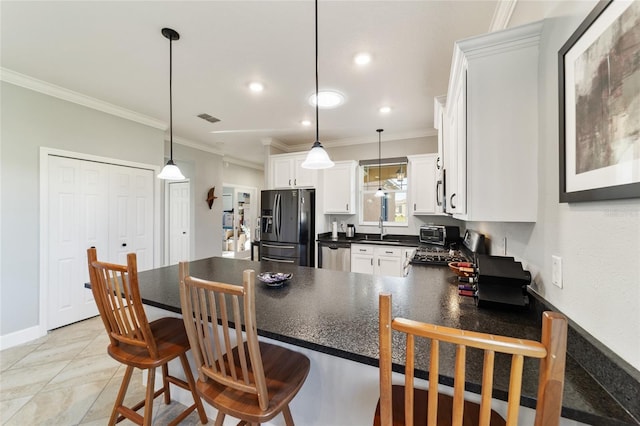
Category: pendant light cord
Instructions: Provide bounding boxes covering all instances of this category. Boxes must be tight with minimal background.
[378,129,382,187]
[169,35,174,161]
[315,0,319,144]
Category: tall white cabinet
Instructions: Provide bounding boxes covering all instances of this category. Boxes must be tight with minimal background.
[442,21,542,222]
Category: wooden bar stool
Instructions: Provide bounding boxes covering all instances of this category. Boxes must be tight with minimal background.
[179,262,310,426]
[374,292,568,426]
[86,248,207,426]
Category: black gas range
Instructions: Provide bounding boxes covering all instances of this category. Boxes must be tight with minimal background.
[410,230,485,266]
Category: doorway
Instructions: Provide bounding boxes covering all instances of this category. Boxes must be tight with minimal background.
[222,185,257,259]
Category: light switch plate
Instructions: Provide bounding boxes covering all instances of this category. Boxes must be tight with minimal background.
[552,255,563,288]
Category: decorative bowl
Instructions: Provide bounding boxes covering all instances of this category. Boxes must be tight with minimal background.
[257,272,292,287]
[448,262,475,277]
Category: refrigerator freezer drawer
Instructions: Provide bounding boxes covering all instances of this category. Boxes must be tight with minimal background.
[260,242,299,257]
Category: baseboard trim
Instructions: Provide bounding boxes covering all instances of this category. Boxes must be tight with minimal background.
[0,325,47,351]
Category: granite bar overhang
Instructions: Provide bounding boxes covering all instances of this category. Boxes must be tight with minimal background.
[119,257,638,425]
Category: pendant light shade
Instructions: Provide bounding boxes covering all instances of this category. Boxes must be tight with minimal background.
[157,160,184,180]
[158,27,185,181]
[301,0,334,170]
[375,129,385,197]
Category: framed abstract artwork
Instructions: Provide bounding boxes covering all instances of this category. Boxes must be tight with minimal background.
[559,0,640,202]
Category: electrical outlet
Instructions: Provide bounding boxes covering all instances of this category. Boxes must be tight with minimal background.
[340,221,346,231]
[551,255,563,289]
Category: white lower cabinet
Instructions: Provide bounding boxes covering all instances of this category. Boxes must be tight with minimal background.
[351,244,374,274]
[350,244,414,277]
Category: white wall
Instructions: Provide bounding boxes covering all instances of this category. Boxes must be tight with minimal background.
[170,143,225,261]
[0,82,164,335]
[469,1,640,370]
[222,161,264,191]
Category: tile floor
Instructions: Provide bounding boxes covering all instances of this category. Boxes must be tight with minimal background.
[0,314,206,425]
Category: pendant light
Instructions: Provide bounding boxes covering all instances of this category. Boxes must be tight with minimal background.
[301,0,334,170]
[157,27,185,180]
[375,129,385,197]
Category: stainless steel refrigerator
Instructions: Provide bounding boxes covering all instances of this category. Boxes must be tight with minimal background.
[259,189,315,266]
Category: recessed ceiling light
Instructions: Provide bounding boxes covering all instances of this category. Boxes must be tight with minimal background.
[379,106,392,114]
[354,53,371,66]
[309,91,345,109]
[301,120,312,126]
[249,82,264,92]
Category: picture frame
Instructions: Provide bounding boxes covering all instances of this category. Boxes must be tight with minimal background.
[558,0,640,203]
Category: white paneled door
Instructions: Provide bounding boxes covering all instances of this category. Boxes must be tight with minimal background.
[169,181,190,265]
[47,156,154,330]
[108,165,154,270]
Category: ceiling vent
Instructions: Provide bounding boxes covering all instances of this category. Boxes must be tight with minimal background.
[197,113,220,124]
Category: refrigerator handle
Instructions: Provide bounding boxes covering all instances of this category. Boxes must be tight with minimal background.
[275,193,281,239]
[272,193,278,239]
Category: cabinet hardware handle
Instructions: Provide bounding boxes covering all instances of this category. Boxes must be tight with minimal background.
[371,259,373,266]
[263,243,296,249]
[294,178,297,186]
[360,249,367,252]
[262,256,295,263]
[122,243,127,247]
[346,203,348,210]
[385,251,393,254]
[378,259,380,266]
[182,232,186,235]
[450,193,457,209]
[436,181,442,206]
[414,203,416,211]
[289,179,291,186]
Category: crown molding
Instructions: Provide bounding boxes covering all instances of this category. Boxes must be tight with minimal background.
[489,0,517,32]
[458,20,543,60]
[172,136,224,156]
[448,20,542,103]
[173,136,263,170]
[222,156,264,171]
[301,129,437,149]
[260,137,290,152]
[0,67,166,130]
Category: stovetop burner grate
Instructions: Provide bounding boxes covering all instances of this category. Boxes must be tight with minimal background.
[411,245,471,266]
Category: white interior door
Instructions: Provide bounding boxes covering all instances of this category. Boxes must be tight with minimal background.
[109,165,154,271]
[48,156,107,329]
[169,181,190,265]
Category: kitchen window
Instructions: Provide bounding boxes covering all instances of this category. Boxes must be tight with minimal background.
[359,157,408,227]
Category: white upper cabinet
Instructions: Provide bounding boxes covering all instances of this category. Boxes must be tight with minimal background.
[434,96,446,214]
[269,153,317,189]
[444,21,542,222]
[408,154,437,215]
[443,75,467,216]
[323,160,357,214]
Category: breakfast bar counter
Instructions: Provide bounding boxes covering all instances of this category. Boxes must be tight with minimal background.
[133,257,636,425]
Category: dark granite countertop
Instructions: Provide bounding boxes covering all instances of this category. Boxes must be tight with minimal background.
[133,257,636,425]
[317,232,421,246]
